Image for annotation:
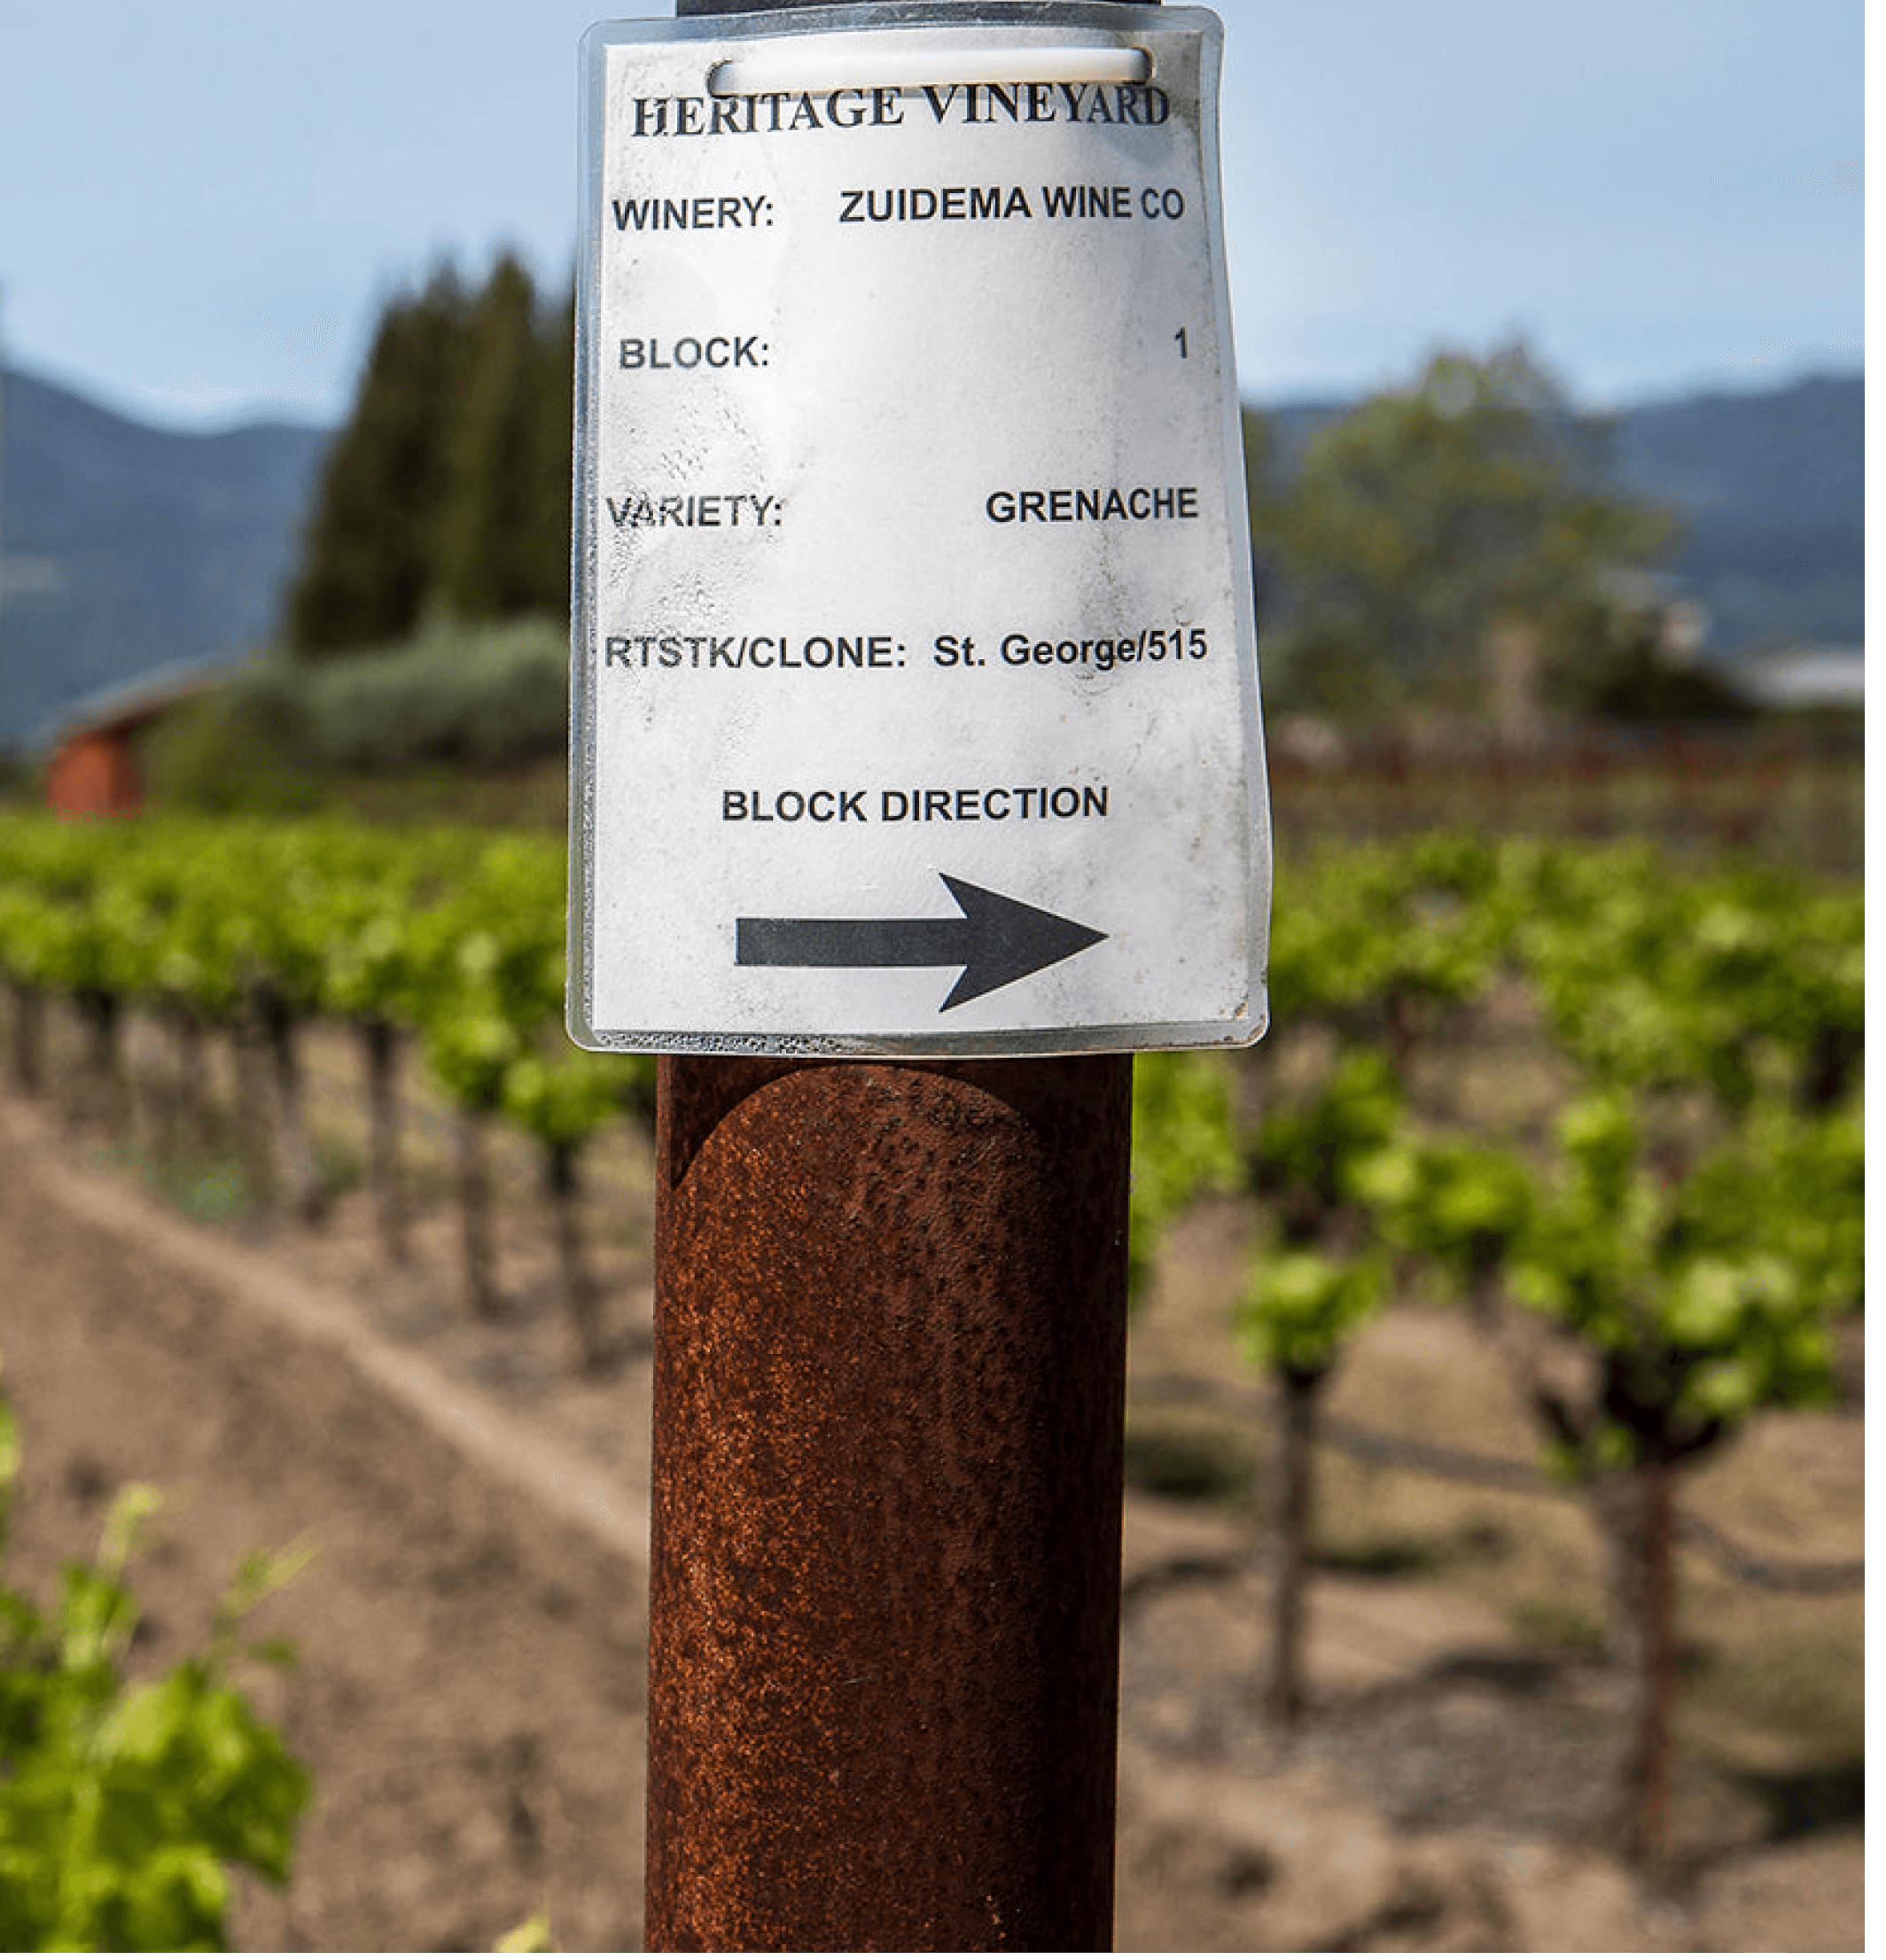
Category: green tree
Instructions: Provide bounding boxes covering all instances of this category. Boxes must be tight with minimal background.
[434,254,568,622]
[528,281,577,618]
[286,264,471,654]
[285,254,574,657]
[1260,341,1672,723]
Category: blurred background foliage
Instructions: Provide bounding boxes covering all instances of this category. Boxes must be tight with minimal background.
[1244,341,1743,730]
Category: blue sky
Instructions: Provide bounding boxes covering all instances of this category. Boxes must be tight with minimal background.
[0,0,1864,429]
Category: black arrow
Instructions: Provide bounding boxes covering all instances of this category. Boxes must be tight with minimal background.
[736,874,1107,1011]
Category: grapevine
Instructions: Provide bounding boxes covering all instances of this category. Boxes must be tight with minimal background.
[0,808,1861,1875]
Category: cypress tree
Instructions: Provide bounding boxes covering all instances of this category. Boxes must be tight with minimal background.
[433,253,549,621]
[286,264,470,656]
[284,254,576,653]
[529,280,577,618]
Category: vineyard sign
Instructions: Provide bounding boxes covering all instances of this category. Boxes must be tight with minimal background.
[567,1,1271,1056]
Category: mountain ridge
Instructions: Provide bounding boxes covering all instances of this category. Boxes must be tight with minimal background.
[0,368,329,753]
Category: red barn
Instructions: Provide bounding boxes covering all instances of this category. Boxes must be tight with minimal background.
[41,662,233,817]
[45,716,158,815]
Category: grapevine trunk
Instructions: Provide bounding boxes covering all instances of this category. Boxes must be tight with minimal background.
[543,1137,605,1376]
[1596,1454,1679,1875]
[256,987,326,1225]
[453,1104,502,1320]
[360,1020,409,1264]
[8,984,43,1097]
[1263,1363,1327,1723]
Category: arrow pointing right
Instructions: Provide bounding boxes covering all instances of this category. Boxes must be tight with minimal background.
[736,874,1107,1011]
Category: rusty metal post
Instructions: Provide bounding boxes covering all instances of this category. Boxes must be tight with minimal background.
[645,1053,1133,1951]
[640,0,1142,1945]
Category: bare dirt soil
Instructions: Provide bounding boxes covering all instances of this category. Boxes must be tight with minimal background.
[0,1029,1863,1952]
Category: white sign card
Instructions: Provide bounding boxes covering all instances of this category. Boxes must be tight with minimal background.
[569,2,1271,1056]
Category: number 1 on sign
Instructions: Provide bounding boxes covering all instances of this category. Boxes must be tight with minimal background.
[1175,328,1188,358]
